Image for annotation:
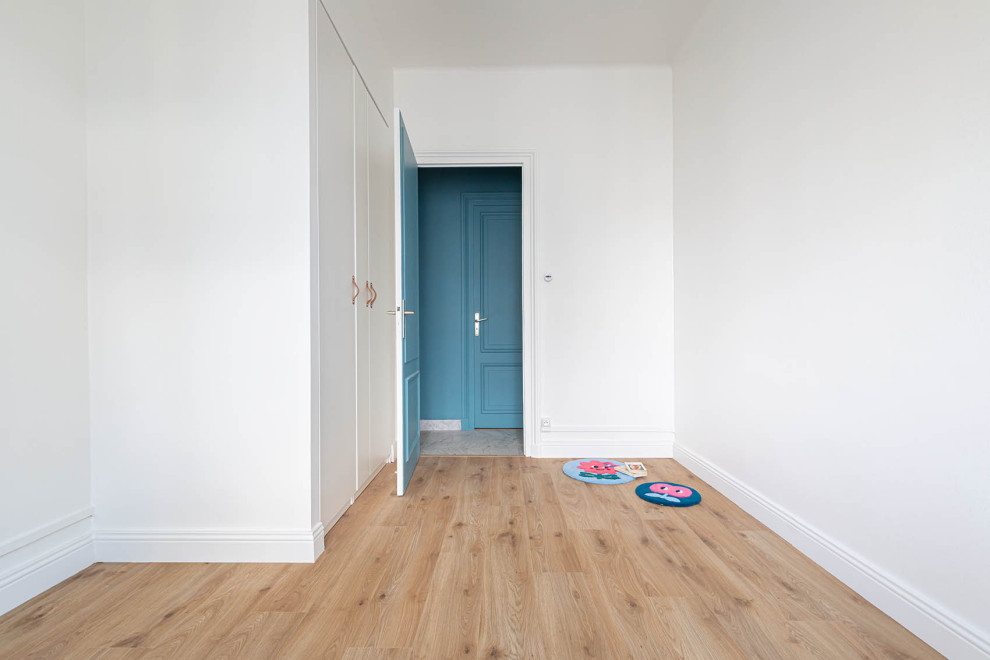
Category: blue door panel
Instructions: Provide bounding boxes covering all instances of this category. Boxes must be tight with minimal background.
[399,114,420,493]
[480,364,524,414]
[467,194,523,429]
[480,212,524,353]
[403,371,421,460]
[417,171,521,427]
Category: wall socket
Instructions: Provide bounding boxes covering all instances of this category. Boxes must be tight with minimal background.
[540,418,551,431]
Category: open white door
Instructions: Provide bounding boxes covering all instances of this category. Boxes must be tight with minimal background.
[393,110,420,496]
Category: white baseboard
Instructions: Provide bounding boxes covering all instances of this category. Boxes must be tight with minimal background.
[311,522,326,559]
[537,429,674,458]
[93,523,325,564]
[0,510,95,616]
[420,419,461,431]
[355,460,388,501]
[92,461,390,566]
[322,502,350,534]
[674,443,990,660]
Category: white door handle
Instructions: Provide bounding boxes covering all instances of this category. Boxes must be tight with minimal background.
[474,312,488,336]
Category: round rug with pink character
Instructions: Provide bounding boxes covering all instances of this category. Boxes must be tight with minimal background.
[561,459,636,484]
[635,482,702,507]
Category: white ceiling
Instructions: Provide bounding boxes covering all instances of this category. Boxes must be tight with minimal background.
[368,0,711,68]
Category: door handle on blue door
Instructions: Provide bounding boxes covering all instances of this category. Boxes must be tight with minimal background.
[388,300,415,337]
[474,312,488,337]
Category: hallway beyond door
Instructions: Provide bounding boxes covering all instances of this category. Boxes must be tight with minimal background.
[418,167,523,455]
[421,429,523,455]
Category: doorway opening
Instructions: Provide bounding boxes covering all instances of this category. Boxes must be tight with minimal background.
[417,166,524,456]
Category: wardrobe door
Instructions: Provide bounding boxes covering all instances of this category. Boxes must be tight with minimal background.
[354,72,373,490]
[317,10,357,526]
[368,105,395,473]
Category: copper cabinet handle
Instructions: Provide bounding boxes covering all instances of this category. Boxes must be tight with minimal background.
[365,281,372,307]
[352,276,360,305]
[369,282,378,308]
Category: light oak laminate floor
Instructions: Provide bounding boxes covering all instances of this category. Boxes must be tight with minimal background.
[0,457,941,659]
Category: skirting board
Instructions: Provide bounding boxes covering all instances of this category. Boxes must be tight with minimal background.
[354,460,388,501]
[0,512,95,617]
[93,523,325,564]
[674,443,990,660]
[537,430,674,458]
[420,419,461,431]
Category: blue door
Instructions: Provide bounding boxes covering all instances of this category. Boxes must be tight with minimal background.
[467,193,523,428]
[396,112,420,495]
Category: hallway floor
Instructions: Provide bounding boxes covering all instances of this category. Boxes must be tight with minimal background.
[420,428,523,455]
[0,457,939,659]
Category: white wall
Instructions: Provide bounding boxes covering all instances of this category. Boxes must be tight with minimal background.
[394,67,675,457]
[0,0,94,615]
[673,2,990,657]
[319,0,393,124]
[87,0,318,561]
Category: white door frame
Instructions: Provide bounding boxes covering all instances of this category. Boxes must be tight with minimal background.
[413,150,538,458]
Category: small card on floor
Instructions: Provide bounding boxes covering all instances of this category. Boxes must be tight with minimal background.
[615,461,647,478]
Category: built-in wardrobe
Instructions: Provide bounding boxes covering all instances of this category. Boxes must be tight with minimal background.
[316,7,395,530]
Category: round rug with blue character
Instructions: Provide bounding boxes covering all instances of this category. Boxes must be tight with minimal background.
[635,481,702,507]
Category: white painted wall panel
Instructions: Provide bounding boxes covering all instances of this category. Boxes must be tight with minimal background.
[0,0,92,613]
[317,8,359,529]
[318,0,393,124]
[87,0,315,548]
[673,2,990,656]
[368,97,396,477]
[354,72,373,489]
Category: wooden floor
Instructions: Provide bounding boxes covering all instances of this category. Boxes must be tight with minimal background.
[0,457,940,659]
